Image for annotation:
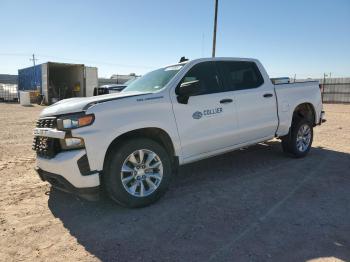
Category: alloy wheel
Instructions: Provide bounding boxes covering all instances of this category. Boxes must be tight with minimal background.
[120,149,163,197]
[296,124,311,152]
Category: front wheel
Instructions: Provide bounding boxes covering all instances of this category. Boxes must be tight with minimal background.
[104,138,172,208]
[281,119,313,158]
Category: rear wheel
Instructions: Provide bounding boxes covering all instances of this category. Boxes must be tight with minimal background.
[281,118,313,158]
[104,138,172,208]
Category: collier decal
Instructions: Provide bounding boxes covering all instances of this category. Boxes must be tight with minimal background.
[192,107,223,119]
[192,111,203,119]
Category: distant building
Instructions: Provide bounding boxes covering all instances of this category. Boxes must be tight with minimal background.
[110,73,139,83]
[0,74,18,85]
[98,73,140,86]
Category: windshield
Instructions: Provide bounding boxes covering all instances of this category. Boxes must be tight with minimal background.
[122,65,183,93]
[124,77,138,85]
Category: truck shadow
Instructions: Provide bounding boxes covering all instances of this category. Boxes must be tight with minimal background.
[48,141,350,261]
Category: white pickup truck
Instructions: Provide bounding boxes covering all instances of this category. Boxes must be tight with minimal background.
[33,57,325,207]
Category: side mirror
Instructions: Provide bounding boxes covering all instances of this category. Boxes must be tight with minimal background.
[176,80,201,104]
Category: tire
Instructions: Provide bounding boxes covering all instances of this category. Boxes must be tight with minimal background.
[281,118,313,158]
[104,138,172,208]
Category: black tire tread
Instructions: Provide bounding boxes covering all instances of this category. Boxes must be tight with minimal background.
[281,118,313,158]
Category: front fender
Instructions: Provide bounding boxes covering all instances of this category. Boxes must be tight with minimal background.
[72,95,182,171]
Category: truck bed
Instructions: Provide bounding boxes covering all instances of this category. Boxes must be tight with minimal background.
[273,80,322,137]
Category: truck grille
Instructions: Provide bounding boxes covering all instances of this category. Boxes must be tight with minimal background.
[32,136,60,159]
[33,117,60,158]
[36,117,57,128]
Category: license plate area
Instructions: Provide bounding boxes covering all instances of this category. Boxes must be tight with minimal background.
[33,128,65,139]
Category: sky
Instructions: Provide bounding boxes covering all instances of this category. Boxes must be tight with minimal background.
[0,0,349,78]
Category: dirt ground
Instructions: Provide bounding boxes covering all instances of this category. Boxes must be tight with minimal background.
[0,103,349,262]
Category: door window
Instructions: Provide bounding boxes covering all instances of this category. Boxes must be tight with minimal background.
[180,62,223,95]
[218,61,264,91]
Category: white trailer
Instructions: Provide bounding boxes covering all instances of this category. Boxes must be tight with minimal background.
[19,62,98,105]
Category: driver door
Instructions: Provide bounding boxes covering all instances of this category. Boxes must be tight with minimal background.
[171,61,239,160]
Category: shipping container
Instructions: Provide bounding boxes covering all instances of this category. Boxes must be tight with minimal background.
[18,65,42,91]
[18,62,98,104]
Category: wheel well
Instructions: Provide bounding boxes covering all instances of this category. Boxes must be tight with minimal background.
[292,103,316,125]
[104,128,176,168]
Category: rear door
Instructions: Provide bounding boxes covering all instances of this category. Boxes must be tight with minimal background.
[218,61,278,144]
[172,61,240,159]
[84,67,98,97]
[41,63,49,104]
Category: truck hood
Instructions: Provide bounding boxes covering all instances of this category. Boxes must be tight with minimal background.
[40,91,147,117]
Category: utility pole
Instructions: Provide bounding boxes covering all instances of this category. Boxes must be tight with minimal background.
[30,54,38,89]
[212,0,219,57]
[30,53,38,67]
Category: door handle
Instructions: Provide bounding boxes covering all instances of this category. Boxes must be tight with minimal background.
[220,98,233,104]
[263,93,273,98]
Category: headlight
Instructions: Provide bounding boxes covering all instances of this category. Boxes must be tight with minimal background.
[60,137,85,150]
[57,113,94,130]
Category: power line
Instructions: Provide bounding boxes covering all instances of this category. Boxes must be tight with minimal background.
[37,54,155,69]
[0,52,156,69]
[0,52,32,57]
